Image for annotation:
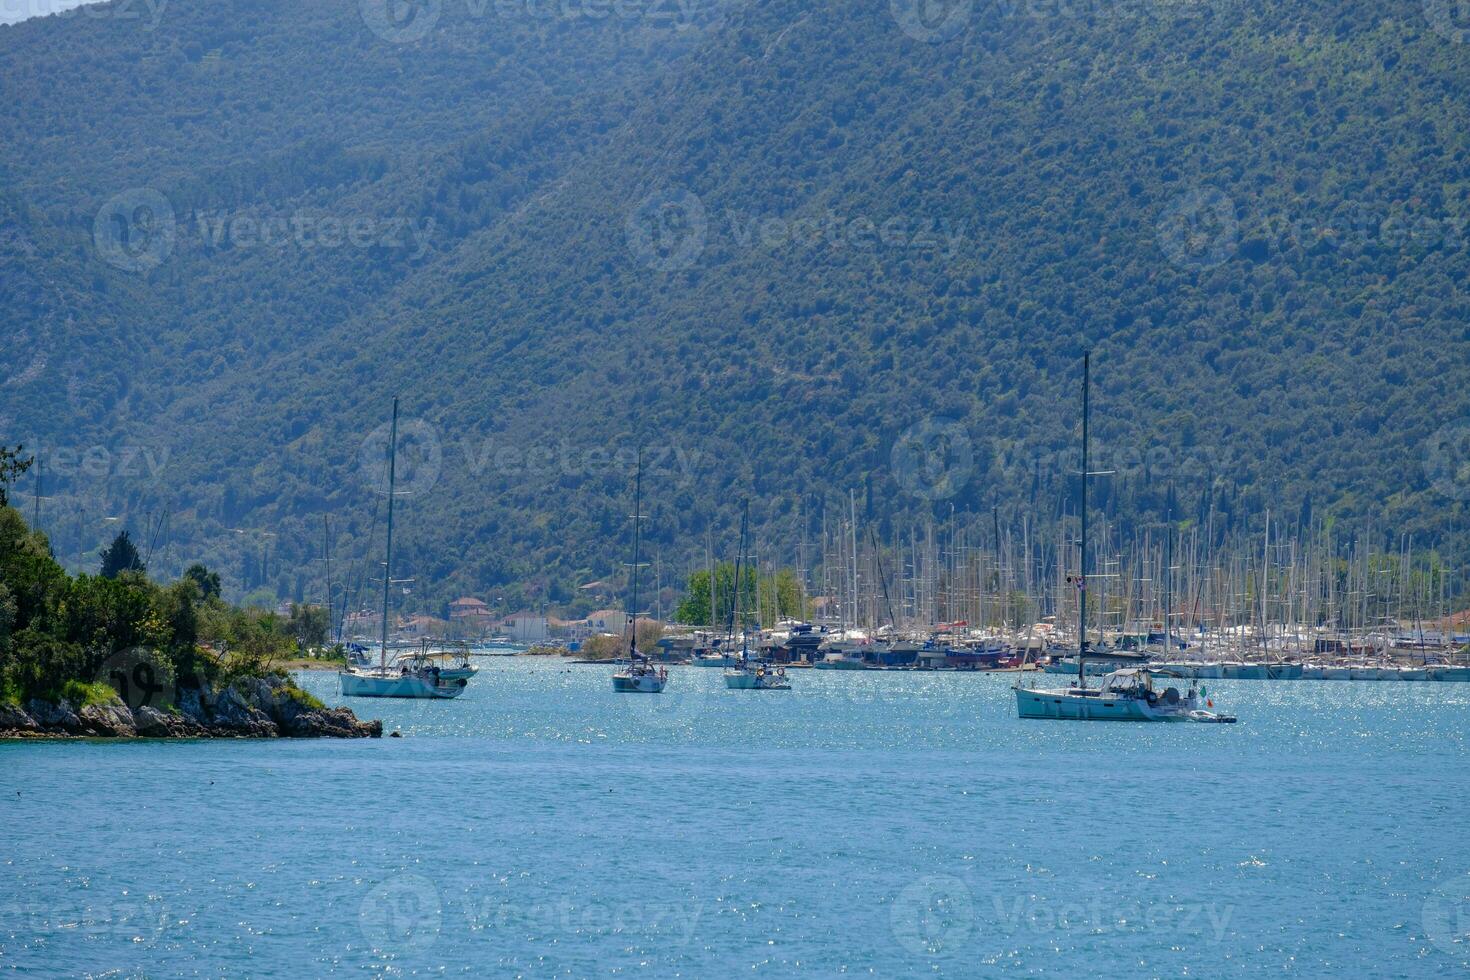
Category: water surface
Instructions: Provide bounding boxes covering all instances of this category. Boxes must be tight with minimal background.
[3,658,1469,975]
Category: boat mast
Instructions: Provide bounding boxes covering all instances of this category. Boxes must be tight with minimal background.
[1078,350,1090,688]
[628,450,643,660]
[731,498,749,663]
[379,397,399,672]
[1164,483,1173,658]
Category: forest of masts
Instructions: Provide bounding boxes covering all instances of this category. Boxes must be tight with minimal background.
[755,494,1467,642]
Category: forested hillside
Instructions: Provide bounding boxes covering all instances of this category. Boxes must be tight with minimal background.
[2,0,1467,613]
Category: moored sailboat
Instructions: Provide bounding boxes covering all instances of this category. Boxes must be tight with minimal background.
[1014,352,1232,723]
[339,398,469,700]
[724,500,791,690]
[612,452,668,694]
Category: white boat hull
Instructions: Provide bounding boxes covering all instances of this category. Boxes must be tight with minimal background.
[338,670,467,699]
[612,667,667,693]
[724,667,791,690]
[1014,685,1197,722]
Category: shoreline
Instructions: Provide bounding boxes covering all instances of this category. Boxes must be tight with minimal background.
[1,675,381,741]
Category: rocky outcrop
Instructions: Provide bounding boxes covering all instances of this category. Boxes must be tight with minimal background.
[1,676,380,740]
[78,701,137,738]
[0,701,38,733]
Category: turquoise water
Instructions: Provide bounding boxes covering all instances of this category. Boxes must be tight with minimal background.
[3,658,1469,976]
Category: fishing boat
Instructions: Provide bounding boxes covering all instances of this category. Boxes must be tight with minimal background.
[1013,352,1232,724]
[339,398,469,700]
[612,452,668,694]
[723,501,792,691]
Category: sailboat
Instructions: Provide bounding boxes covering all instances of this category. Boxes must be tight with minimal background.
[725,500,791,690]
[1014,353,1232,722]
[612,452,668,693]
[339,398,468,699]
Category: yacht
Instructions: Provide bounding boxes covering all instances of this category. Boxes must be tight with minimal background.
[611,452,668,694]
[1013,353,1232,723]
[339,399,470,700]
[1016,667,1231,722]
[718,501,792,691]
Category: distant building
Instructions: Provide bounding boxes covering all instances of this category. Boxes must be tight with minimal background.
[503,611,549,644]
[449,596,495,635]
[587,609,629,635]
[398,614,451,638]
[343,610,381,637]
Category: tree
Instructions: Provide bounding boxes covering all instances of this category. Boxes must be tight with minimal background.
[0,446,33,509]
[286,603,329,647]
[185,563,222,601]
[99,531,145,579]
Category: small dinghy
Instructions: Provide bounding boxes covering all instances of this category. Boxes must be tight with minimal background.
[1187,709,1238,724]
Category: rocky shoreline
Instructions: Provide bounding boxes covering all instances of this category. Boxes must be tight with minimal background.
[0,674,381,740]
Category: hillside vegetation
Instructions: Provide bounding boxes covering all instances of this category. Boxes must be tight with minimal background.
[2,0,1467,612]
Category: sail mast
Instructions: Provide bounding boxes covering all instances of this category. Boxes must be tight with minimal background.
[1078,351,1090,687]
[379,397,399,672]
[628,450,643,659]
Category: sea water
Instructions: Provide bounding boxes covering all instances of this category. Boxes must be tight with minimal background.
[3,658,1469,976]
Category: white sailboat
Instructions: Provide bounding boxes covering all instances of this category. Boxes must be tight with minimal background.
[1014,352,1233,723]
[339,398,468,700]
[612,452,668,694]
[724,500,791,690]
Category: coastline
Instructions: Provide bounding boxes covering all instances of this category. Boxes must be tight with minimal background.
[0,674,381,740]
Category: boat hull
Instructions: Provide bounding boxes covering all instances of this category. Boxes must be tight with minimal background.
[1014,686,1194,722]
[612,671,667,693]
[338,670,467,699]
[724,668,791,690]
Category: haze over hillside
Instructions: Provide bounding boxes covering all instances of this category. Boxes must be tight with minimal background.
[2,0,1468,612]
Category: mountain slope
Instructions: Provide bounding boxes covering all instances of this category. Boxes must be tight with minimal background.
[3,0,1468,610]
